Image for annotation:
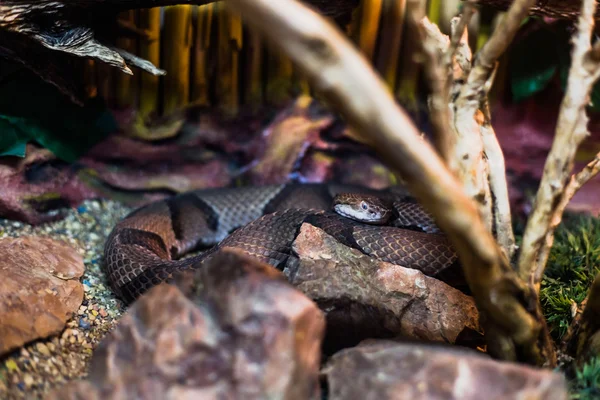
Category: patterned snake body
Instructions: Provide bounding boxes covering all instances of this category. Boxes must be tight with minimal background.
[104,183,458,303]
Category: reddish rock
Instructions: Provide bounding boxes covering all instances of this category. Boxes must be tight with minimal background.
[246,96,335,185]
[0,237,84,355]
[285,224,482,352]
[48,249,325,400]
[0,145,97,224]
[322,340,568,400]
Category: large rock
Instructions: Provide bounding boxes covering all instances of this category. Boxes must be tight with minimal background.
[285,224,482,353]
[322,340,568,400]
[48,249,325,400]
[0,236,84,355]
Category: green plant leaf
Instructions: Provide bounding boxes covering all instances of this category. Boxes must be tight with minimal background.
[509,23,560,102]
[0,117,27,157]
[0,69,117,161]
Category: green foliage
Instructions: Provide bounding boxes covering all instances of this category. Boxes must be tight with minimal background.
[570,357,600,400]
[509,22,560,102]
[0,69,117,161]
[508,20,600,112]
[540,215,600,340]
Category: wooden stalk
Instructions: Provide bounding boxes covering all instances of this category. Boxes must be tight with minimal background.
[191,4,213,105]
[138,7,161,119]
[162,5,193,115]
[374,0,407,92]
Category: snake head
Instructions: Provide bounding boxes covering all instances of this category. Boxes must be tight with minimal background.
[332,193,393,225]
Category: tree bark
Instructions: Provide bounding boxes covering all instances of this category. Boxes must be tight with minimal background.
[473,0,600,21]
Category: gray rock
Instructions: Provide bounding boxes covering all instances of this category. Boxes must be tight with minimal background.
[322,339,568,400]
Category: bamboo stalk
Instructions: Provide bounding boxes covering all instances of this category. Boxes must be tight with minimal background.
[427,0,442,25]
[396,0,427,110]
[83,59,97,99]
[191,4,214,105]
[293,68,312,96]
[346,5,362,39]
[216,3,242,115]
[115,10,138,109]
[138,7,161,119]
[244,28,264,110]
[95,62,113,106]
[375,0,407,91]
[265,50,294,106]
[162,5,193,115]
[356,0,383,61]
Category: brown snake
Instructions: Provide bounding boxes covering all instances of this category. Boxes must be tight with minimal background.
[103,183,458,303]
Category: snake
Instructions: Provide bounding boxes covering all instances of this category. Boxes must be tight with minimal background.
[103,183,459,304]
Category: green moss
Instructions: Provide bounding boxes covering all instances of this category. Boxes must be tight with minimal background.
[540,214,600,340]
[570,356,600,399]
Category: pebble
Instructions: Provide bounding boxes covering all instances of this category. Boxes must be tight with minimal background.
[36,343,51,357]
[6,359,18,372]
[0,199,129,399]
[23,374,34,388]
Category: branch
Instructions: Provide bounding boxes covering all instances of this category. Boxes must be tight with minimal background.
[481,98,517,259]
[534,153,600,284]
[564,272,600,364]
[412,13,454,164]
[420,4,515,258]
[453,0,536,231]
[471,0,600,22]
[224,0,555,366]
[518,0,600,288]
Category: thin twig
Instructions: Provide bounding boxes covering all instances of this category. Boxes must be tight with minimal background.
[518,0,600,288]
[225,0,555,366]
[446,3,475,87]
[534,153,600,284]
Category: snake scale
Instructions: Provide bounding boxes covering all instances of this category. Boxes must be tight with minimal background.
[103,183,459,303]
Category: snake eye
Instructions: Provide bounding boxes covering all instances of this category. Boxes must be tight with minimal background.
[360,202,368,210]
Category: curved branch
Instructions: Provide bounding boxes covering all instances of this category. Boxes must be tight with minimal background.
[471,0,600,22]
[518,0,600,288]
[224,0,554,366]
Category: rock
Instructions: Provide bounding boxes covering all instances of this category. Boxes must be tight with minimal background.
[0,145,97,224]
[0,236,84,356]
[246,96,334,185]
[321,340,568,400]
[285,224,482,353]
[48,249,325,400]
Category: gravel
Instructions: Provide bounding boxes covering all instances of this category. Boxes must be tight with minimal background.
[0,199,132,399]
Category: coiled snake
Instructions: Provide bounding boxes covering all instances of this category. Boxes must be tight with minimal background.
[103,183,458,303]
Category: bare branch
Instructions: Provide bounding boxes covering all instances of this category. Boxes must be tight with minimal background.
[481,98,517,259]
[425,11,517,260]
[518,0,600,287]
[224,0,555,366]
[471,0,600,22]
[446,3,475,82]
[564,272,600,363]
[453,0,535,230]
[415,15,454,164]
[415,8,473,172]
[534,153,600,283]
